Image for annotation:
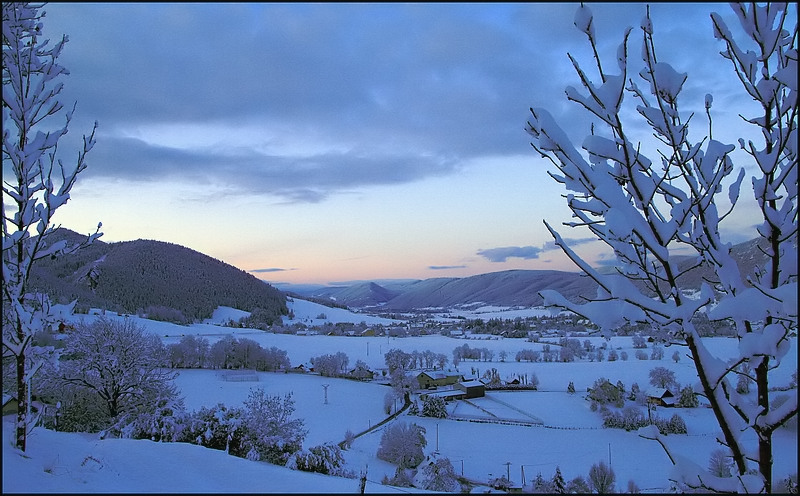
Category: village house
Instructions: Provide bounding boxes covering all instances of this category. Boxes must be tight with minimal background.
[347,364,375,381]
[646,387,676,407]
[416,370,463,390]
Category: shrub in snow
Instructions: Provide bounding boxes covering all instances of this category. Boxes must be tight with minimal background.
[408,401,420,416]
[419,457,460,492]
[620,351,628,361]
[286,443,353,477]
[567,381,576,394]
[676,385,699,408]
[180,403,246,455]
[634,350,648,361]
[661,413,687,435]
[632,336,647,349]
[241,389,306,465]
[376,421,426,469]
[108,394,188,442]
[608,349,619,361]
[382,467,414,488]
[588,460,616,493]
[421,396,448,418]
[40,383,109,433]
[627,479,641,493]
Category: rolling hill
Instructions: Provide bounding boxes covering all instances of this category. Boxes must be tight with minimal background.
[287,237,773,311]
[27,228,288,323]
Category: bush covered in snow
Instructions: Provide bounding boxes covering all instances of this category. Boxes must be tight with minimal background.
[421,396,448,418]
[418,457,461,492]
[287,443,353,477]
[376,421,427,469]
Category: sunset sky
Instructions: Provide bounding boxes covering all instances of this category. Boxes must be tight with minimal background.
[33,2,771,286]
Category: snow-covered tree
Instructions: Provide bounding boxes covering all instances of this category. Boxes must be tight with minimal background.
[648,366,677,389]
[2,1,101,451]
[533,471,550,493]
[418,456,460,492]
[677,385,699,408]
[588,460,616,494]
[376,421,426,469]
[421,395,448,418]
[57,317,177,421]
[552,466,566,493]
[241,388,306,465]
[527,4,797,491]
[565,475,591,494]
[708,448,734,478]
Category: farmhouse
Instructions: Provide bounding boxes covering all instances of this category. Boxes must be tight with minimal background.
[647,388,676,407]
[455,379,485,399]
[289,362,314,374]
[347,364,375,381]
[416,370,463,390]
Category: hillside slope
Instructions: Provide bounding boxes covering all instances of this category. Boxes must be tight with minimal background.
[28,229,287,323]
[295,238,773,311]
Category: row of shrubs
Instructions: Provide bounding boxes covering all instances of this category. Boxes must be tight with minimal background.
[103,390,352,478]
[601,405,688,434]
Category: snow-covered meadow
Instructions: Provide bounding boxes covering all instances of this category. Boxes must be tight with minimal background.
[3,300,797,493]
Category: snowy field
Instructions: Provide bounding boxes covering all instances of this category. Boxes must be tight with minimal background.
[3,300,797,493]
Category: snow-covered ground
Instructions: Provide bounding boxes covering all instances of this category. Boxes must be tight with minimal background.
[3,303,797,493]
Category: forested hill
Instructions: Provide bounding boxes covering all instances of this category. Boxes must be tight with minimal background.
[28,228,287,324]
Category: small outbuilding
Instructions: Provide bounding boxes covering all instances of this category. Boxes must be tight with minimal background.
[455,379,486,399]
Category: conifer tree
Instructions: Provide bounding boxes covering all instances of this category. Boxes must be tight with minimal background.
[552,466,566,494]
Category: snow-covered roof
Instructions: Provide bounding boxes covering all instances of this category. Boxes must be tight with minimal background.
[647,387,674,398]
[458,380,485,388]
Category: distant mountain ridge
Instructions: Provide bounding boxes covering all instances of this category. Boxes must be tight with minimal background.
[286,238,771,311]
[28,228,287,323]
[30,230,771,318]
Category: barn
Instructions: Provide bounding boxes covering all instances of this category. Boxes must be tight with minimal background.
[455,379,486,399]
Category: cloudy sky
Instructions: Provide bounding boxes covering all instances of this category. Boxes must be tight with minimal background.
[31,2,770,286]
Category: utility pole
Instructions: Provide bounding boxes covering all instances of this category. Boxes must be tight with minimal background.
[504,461,512,482]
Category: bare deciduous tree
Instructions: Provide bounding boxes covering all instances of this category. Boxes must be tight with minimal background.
[527,4,796,492]
[2,2,101,451]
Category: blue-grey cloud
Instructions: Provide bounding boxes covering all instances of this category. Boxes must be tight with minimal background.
[478,236,598,263]
[41,2,749,202]
[249,267,295,273]
[428,265,467,270]
[541,237,597,251]
[477,246,542,263]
